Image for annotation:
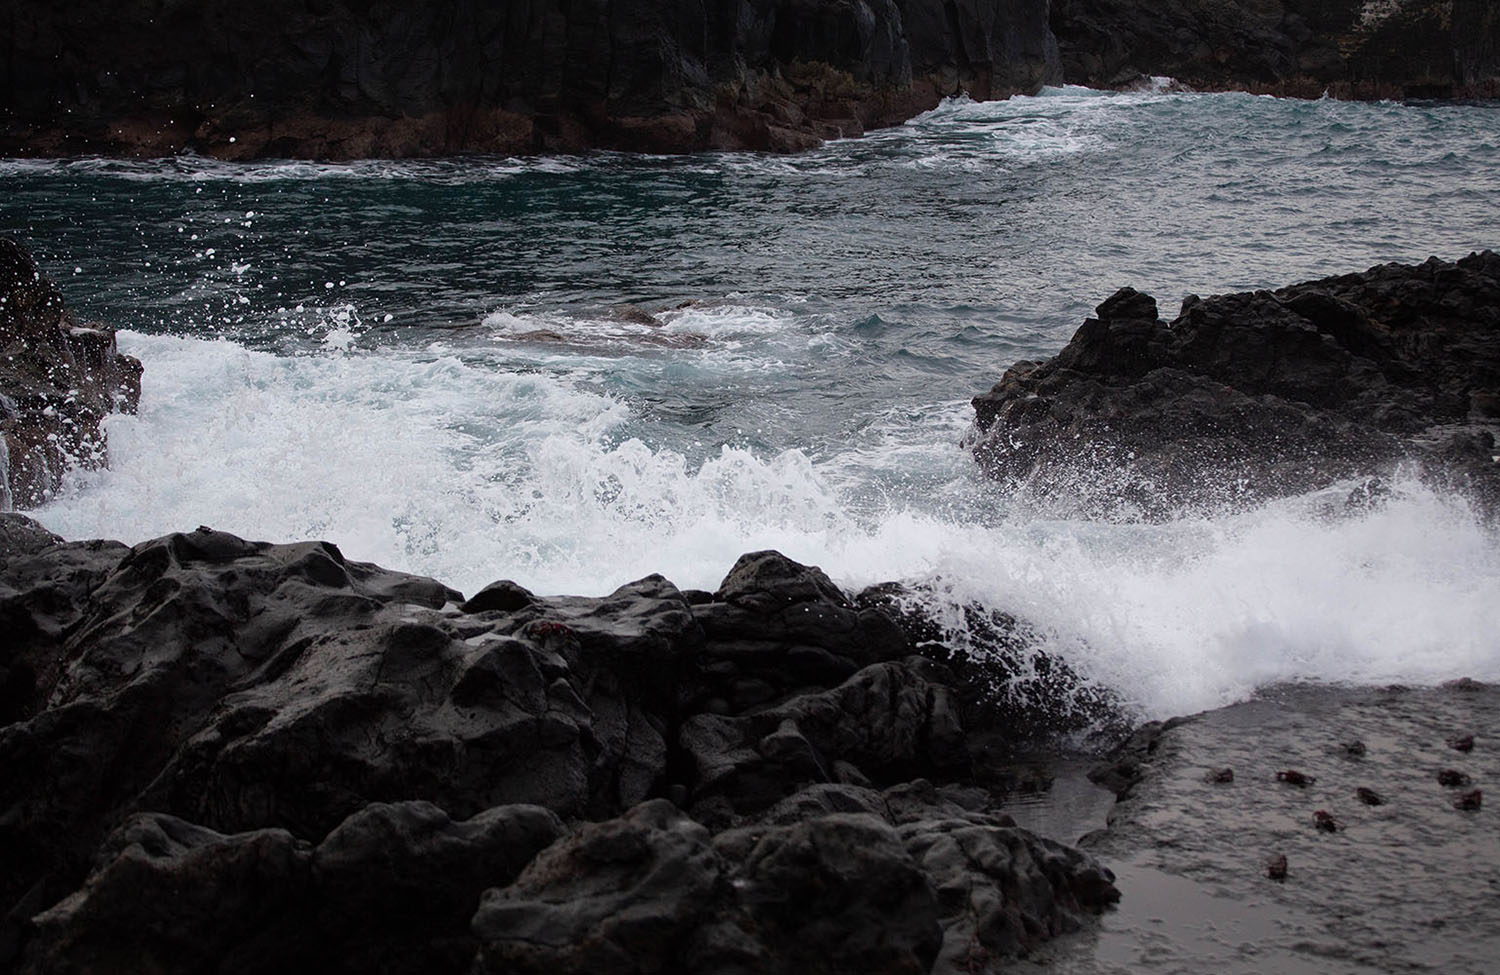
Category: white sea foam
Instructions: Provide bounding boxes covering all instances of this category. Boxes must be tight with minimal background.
[31,333,1500,722]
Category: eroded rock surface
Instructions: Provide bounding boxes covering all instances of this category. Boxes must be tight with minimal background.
[2,531,1119,972]
[968,252,1500,515]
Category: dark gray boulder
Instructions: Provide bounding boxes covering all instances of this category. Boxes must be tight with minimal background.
[20,801,566,975]
[471,799,737,975]
[20,814,313,975]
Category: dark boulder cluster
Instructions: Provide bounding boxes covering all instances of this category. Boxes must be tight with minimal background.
[0,239,141,510]
[967,252,1500,515]
[0,0,1061,159]
[1,523,1119,973]
[1052,0,1500,98]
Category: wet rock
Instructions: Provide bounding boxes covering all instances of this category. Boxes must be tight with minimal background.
[681,658,968,819]
[1447,734,1476,752]
[968,253,1500,514]
[731,813,944,974]
[1277,770,1316,787]
[20,801,565,975]
[20,814,313,975]
[0,239,141,508]
[901,818,1119,965]
[1438,769,1473,788]
[471,800,732,975]
[1355,787,1384,806]
[0,513,62,560]
[1202,767,1234,784]
[3,539,1124,971]
[1265,853,1288,880]
[310,801,564,973]
[1453,789,1482,811]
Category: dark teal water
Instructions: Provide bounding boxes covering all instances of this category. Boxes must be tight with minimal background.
[5,88,1499,718]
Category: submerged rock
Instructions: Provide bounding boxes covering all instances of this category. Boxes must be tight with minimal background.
[0,239,141,509]
[1,527,1120,973]
[968,252,1500,515]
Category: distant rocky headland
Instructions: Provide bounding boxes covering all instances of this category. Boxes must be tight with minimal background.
[1,0,1496,160]
[967,250,1500,516]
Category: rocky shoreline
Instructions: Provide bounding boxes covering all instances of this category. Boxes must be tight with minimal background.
[2,1,1496,160]
[1,524,1122,973]
[1056,682,1500,973]
[967,251,1500,517]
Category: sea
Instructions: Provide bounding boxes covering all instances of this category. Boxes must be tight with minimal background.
[5,86,1499,725]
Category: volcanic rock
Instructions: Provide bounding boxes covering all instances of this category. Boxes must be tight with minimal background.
[0,239,141,509]
[1,526,1121,972]
[0,1,1063,160]
[968,252,1500,514]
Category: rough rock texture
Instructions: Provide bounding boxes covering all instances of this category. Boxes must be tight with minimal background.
[0,239,142,509]
[967,252,1500,515]
[2,532,1119,972]
[0,1,1062,159]
[1052,0,1500,97]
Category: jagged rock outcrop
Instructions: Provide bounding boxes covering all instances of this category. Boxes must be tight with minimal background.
[0,239,141,509]
[1052,0,1500,98]
[1,527,1119,972]
[0,1,1062,159]
[967,252,1500,515]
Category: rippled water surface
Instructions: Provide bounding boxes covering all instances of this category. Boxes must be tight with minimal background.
[5,88,1499,719]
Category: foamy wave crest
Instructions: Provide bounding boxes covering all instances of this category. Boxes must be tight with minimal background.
[32,334,1499,721]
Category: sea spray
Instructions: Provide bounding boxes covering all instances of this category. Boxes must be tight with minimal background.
[33,333,1500,723]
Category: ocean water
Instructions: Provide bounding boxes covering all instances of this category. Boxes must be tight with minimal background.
[5,87,1498,722]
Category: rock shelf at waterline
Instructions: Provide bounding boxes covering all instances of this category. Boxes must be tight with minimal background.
[967,250,1500,516]
[0,524,1121,974]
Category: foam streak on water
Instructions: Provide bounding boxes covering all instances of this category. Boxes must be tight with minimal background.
[10,87,1500,720]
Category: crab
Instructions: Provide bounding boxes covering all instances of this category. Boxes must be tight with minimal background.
[1277,770,1315,787]
[1446,734,1475,752]
[1453,789,1482,811]
[1312,810,1341,833]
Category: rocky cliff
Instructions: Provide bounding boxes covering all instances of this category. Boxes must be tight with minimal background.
[1052,0,1500,98]
[0,0,1061,159]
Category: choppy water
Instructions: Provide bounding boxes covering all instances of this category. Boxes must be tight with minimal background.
[5,87,1499,721]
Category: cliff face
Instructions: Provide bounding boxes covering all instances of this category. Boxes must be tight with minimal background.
[1051,0,1500,98]
[0,0,1062,159]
